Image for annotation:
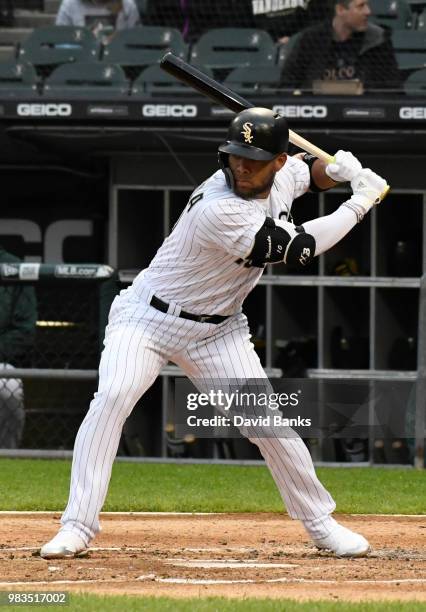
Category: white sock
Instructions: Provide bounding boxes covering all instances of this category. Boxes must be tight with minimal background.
[302,515,339,540]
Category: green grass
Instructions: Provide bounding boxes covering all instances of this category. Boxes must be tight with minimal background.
[4,595,426,612]
[0,459,424,514]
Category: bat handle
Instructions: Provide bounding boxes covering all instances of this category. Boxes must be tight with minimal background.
[289,129,334,164]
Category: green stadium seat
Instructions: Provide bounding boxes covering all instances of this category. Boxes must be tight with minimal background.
[277,33,301,70]
[102,26,187,79]
[131,63,213,96]
[223,65,281,95]
[404,67,426,94]
[189,28,276,77]
[43,62,129,98]
[417,9,426,30]
[369,0,414,29]
[0,60,39,97]
[392,30,426,71]
[18,27,100,75]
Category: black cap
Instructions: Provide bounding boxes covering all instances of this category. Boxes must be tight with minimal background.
[218,107,289,161]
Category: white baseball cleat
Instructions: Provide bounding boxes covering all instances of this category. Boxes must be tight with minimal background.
[40,530,88,559]
[313,524,370,557]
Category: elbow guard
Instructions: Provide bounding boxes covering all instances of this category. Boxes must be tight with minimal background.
[285,227,316,267]
[243,217,316,268]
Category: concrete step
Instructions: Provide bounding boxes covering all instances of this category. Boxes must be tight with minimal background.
[44,0,61,13]
[0,46,16,62]
[14,10,55,28]
[0,28,32,46]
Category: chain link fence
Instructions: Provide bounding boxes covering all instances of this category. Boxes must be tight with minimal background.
[0,263,117,450]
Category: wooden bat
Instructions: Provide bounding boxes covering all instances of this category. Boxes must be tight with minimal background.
[160,52,390,199]
[160,52,334,163]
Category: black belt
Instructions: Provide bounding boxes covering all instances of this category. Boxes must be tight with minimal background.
[150,294,228,324]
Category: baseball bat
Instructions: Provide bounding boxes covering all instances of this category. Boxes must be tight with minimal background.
[160,52,390,199]
[160,52,334,163]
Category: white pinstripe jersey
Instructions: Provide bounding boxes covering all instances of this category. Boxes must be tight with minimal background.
[134,156,310,316]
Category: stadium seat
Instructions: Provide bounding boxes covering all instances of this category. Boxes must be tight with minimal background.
[392,30,426,71]
[131,63,213,96]
[189,28,276,77]
[18,27,100,77]
[43,62,129,98]
[0,60,39,97]
[102,26,187,79]
[223,65,281,95]
[277,33,301,70]
[369,0,414,29]
[417,9,426,30]
[404,67,426,94]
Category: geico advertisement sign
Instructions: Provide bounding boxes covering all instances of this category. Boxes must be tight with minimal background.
[400,107,426,119]
[17,103,72,117]
[273,105,328,118]
[142,104,198,117]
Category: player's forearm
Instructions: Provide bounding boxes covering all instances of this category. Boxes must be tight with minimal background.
[303,167,388,257]
[302,204,358,256]
[311,158,338,191]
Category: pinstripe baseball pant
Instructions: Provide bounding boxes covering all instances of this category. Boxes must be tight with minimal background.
[61,286,335,544]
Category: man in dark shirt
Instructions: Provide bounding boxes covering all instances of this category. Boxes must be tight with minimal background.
[280,0,401,93]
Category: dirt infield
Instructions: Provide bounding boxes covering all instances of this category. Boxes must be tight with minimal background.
[0,512,425,602]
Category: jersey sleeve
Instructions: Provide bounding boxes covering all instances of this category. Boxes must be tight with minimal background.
[284,155,311,199]
[196,198,265,259]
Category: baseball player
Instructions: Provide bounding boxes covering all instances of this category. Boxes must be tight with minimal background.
[41,108,387,559]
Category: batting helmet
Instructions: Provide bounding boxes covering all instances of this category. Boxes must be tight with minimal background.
[218,107,289,161]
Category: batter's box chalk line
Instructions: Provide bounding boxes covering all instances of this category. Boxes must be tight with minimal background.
[0,576,425,587]
[164,558,299,568]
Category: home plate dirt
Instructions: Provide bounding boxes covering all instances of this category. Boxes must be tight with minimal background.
[0,513,425,602]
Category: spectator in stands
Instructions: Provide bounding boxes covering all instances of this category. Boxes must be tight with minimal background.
[251,0,332,44]
[280,0,401,93]
[0,245,37,449]
[143,0,329,44]
[56,0,140,39]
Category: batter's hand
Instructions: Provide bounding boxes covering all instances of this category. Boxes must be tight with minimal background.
[325,150,362,183]
[351,168,388,205]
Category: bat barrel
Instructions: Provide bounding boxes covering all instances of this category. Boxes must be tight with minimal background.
[160,52,252,113]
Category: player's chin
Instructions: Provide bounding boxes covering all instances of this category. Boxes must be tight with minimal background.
[234,186,257,199]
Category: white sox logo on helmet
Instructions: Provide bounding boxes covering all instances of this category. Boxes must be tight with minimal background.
[241,122,254,143]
